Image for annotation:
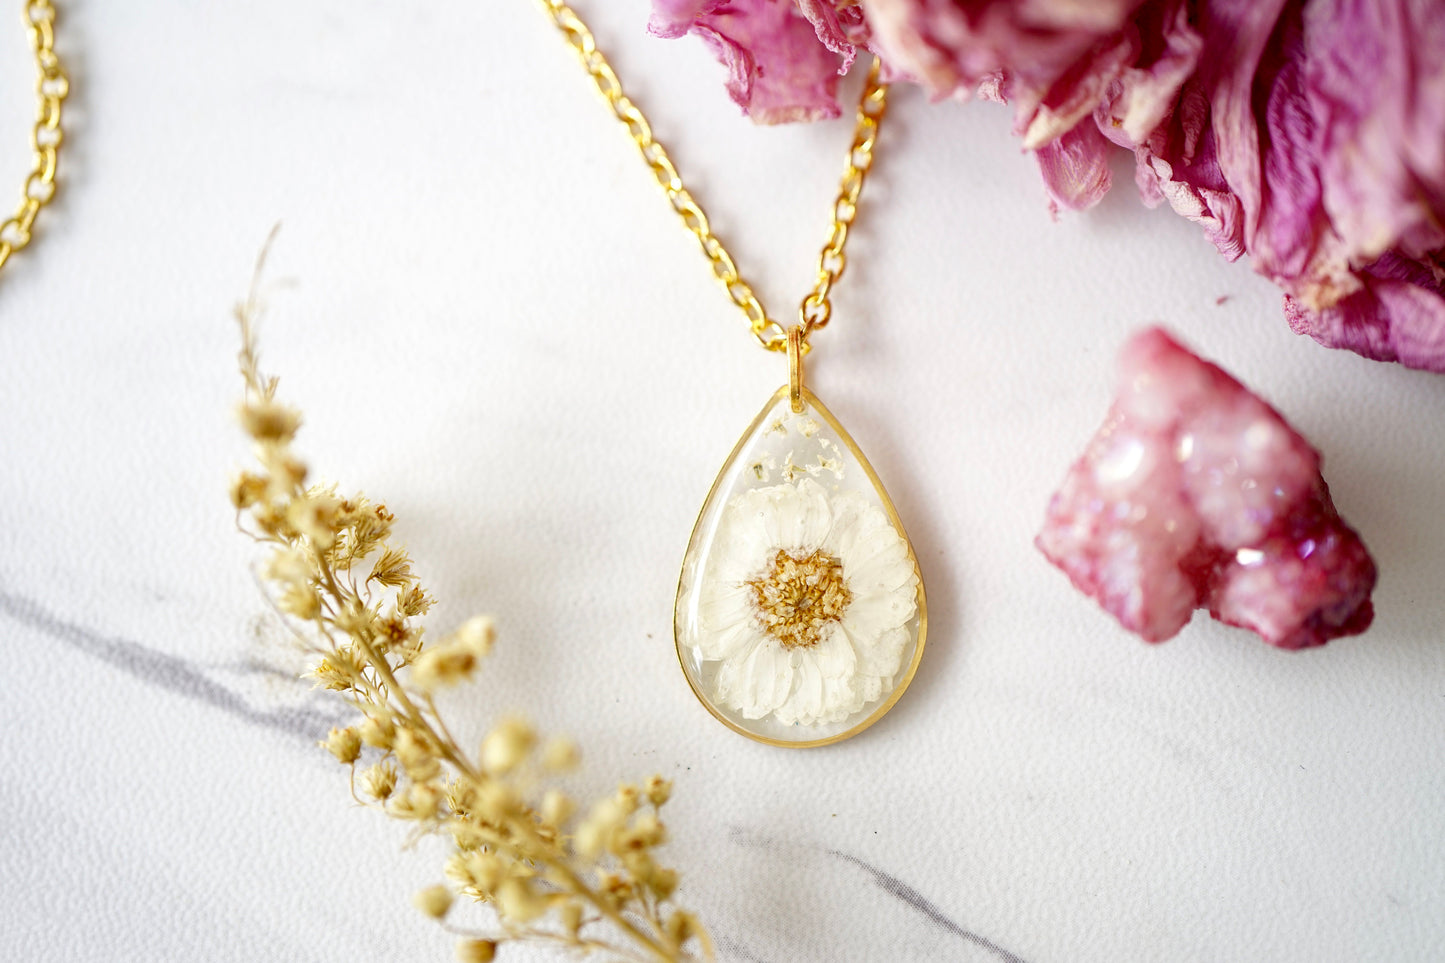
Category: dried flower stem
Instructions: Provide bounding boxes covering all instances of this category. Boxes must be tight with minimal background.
[231,240,712,963]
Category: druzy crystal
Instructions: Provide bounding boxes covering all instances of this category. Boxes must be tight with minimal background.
[1036,328,1376,648]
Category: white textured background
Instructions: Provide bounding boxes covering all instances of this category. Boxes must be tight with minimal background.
[2,2,1443,961]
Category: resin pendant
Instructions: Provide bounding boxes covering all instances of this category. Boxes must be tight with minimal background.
[675,386,927,747]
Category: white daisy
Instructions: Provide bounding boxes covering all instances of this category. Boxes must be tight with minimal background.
[694,477,919,726]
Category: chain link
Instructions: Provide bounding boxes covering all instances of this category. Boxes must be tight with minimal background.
[539,0,887,352]
[799,74,887,340]
[0,1,67,275]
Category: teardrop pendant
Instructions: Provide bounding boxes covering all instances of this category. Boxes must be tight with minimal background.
[674,386,927,747]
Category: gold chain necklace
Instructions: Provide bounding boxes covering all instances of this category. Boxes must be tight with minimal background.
[0,0,67,276]
[543,2,926,748]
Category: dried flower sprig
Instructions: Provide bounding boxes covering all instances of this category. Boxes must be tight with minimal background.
[230,248,712,963]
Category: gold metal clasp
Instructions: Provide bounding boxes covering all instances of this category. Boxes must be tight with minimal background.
[787,325,805,413]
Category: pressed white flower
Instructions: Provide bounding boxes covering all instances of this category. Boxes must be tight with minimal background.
[696,477,918,725]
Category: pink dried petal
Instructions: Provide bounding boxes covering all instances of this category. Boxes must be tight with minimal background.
[1133,86,1247,260]
[1285,251,1445,371]
[1036,121,1114,214]
[862,0,1145,107]
[795,0,868,72]
[1305,0,1445,270]
[1036,327,1375,648]
[1020,31,1140,149]
[1096,0,1203,147]
[648,0,845,123]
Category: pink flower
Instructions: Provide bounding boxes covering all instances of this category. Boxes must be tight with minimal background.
[648,0,846,123]
[1142,0,1445,367]
[1036,328,1376,648]
[1265,1,1445,368]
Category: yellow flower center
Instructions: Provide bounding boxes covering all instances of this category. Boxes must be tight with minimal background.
[748,549,852,649]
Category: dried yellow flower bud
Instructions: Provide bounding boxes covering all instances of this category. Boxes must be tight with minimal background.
[540,790,574,828]
[477,781,522,821]
[576,797,626,858]
[645,775,673,807]
[311,653,357,692]
[264,547,311,585]
[496,878,546,923]
[250,503,287,538]
[239,399,302,442]
[453,615,496,657]
[394,632,424,666]
[413,884,453,919]
[373,614,413,652]
[323,726,362,765]
[444,851,486,897]
[359,714,395,750]
[647,866,679,901]
[396,584,434,618]
[278,583,321,620]
[541,737,580,772]
[228,472,268,509]
[361,762,398,801]
[455,939,497,963]
[665,910,698,947]
[368,547,414,588]
[481,717,534,774]
[411,643,480,692]
[614,783,640,815]
[285,493,340,549]
[394,728,441,781]
[560,901,584,939]
[465,851,505,894]
[449,821,486,853]
[333,603,376,642]
[622,850,657,886]
[620,813,666,851]
[599,872,633,906]
[263,451,308,492]
[444,779,478,816]
[392,782,442,821]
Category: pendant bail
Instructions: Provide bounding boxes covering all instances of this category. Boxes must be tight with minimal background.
[787,325,805,413]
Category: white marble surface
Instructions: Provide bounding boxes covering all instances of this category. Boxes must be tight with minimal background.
[3,2,1443,961]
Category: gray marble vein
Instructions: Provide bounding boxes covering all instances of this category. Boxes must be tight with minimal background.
[715,934,772,963]
[828,849,1028,963]
[729,826,1027,962]
[0,585,344,738]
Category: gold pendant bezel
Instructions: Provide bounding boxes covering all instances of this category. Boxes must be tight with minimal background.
[673,385,928,748]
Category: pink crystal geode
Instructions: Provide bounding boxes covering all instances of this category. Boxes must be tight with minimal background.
[1036,328,1376,648]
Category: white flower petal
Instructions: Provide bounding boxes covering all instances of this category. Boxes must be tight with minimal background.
[841,530,915,597]
[709,490,775,581]
[842,588,917,640]
[821,491,872,559]
[758,486,798,553]
[791,478,833,552]
[729,637,794,720]
[842,620,910,681]
[713,634,760,709]
[784,627,864,725]
[811,622,857,681]
[758,479,830,554]
[776,654,824,725]
[856,670,885,705]
[697,581,751,629]
[697,610,764,661]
